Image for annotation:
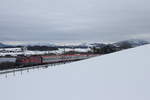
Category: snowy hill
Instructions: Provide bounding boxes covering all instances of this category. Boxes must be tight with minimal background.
[0,44,150,100]
[114,39,149,48]
[0,43,6,47]
[0,43,13,48]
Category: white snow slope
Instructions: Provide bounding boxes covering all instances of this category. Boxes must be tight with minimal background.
[0,44,150,100]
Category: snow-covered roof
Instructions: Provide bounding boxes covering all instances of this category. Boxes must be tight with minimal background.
[0,44,150,100]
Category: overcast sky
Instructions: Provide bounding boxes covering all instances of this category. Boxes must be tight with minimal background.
[0,0,150,44]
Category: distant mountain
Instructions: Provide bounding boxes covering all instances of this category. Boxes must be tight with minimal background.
[91,39,150,54]
[0,43,14,48]
[0,43,6,48]
[113,39,149,49]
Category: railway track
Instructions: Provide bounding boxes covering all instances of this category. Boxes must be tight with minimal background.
[0,61,72,76]
[0,55,99,76]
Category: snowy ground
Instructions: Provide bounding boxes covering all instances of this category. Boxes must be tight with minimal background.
[0,48,90,56]
[0,44,150,100]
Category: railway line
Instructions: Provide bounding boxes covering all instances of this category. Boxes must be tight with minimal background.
[0,61,73,76]
[0,54,99,76]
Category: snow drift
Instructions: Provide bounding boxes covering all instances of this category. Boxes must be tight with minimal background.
[0,44,150,100]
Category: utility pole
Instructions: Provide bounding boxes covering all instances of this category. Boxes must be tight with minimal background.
[72,46,75,54]
[63,45,65,55]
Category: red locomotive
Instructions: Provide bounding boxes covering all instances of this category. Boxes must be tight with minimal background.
[16,56,42,66]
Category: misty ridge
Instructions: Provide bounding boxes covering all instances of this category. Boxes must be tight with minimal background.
[0,39,149,55]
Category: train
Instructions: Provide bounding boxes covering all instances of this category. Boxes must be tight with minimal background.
[16,54,98,66]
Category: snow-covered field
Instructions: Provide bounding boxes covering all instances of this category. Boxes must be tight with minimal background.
[0,48,90,56]
[0,44,150,100]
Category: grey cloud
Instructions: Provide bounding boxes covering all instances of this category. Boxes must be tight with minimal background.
[0,0,150,43]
